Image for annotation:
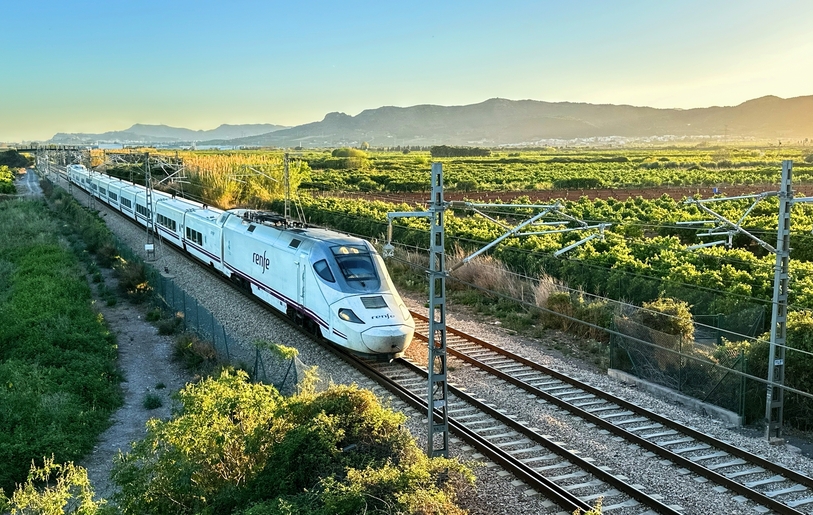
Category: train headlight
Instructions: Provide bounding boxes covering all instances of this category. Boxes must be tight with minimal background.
[338,308,365,324]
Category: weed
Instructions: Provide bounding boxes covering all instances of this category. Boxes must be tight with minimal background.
[155,382,166,390]
[145,307,164,322]
[157,315,184,335]
[143,393,163,410]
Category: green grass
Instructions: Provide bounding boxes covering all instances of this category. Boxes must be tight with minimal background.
[0,198,122,492]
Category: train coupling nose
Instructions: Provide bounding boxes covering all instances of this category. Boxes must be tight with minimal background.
[360,325,414,354]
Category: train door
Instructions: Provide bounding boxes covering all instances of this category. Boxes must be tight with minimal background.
[296,252,307,306]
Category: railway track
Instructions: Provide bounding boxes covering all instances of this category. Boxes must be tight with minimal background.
[347,351,683,515]
[409,311,813,514]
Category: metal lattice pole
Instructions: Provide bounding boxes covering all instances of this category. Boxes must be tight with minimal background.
[765,160,792,440]
[284,153,291,222]
[144,152,156,260]
[427,163,450,457]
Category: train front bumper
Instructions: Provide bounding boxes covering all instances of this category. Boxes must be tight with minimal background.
[360,324,414,356]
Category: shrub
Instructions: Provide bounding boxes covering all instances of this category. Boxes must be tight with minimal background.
[173,332,219,372]
[331,148,368,158]
[0,457,107,515]
[633,297,694,342]
[143,393,163,410]
[145,307,164,322]
[114,258,151,302]
[157,314,184,335]
[111,371,472,515]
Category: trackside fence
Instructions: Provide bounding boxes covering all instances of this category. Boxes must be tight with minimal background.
[114,237,308,396]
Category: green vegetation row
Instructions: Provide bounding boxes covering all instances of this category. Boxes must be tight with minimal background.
[283,194,813,317]
[0,195,122,493]
[297,148,813,193]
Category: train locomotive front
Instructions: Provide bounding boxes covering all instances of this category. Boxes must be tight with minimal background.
[221,212,413,359]
[307,234,414,358]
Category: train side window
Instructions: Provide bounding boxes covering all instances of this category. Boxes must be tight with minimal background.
[313,260,335,283]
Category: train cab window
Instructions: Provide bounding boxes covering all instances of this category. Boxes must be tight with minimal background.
[331,245,378,282]
[313,260,335,283]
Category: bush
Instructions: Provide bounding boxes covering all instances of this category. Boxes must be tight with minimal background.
[157,314,184,335]
[114,258,151,302]
[0,149,31,168]
[633,297,694,342]
[143,393,163,410]
[0,457,107,515]
[331,148,368,158]
[111,371,472,515]
[173,332,219,372]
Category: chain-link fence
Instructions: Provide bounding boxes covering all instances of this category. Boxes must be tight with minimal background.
[611,314,750,417]
[115,238,307,396]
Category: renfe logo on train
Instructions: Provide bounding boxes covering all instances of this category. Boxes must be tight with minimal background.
[252,251,270,273]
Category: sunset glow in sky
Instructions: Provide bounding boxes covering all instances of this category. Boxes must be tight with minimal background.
[2,0,812,141]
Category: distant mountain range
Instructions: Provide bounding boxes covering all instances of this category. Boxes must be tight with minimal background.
[49,96,813,147]
[50,123,288,144]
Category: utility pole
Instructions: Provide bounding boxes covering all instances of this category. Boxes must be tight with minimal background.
[284,152,291,222]
[684,160,795,441]
[144,152,156,261]
[766,161,792,440]
[386,163,450,457]
[385,163,608,457]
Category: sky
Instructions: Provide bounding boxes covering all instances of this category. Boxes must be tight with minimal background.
[2,0,812,142]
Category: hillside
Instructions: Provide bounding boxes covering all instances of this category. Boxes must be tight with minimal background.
[50,123,288,144]
[216,95,813,147]
[48,95,813,147]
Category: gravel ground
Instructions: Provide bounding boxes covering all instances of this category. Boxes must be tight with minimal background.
[60,175,813,515]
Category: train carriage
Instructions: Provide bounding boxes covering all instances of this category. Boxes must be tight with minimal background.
[153,198,188,247]
[183,207,225,271]
[133,191,151,227]
[117,184,140,220]
[105,179,123,210]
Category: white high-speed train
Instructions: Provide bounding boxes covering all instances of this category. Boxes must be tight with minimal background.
[66,164,414,358]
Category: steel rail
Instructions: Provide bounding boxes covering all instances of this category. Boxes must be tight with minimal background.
[411,311,812,514]
[393,357,684,514]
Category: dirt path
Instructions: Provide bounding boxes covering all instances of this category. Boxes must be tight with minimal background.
[79,269,192,501]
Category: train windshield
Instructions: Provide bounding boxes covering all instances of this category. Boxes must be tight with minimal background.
[331,245,378,282]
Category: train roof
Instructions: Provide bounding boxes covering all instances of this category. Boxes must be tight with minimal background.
[228,209,369,248]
